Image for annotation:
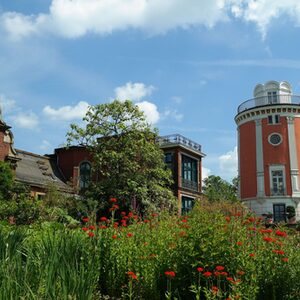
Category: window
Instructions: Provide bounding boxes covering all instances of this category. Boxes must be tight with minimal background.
[273,204,286,222]
[181,155,198,191]
[80,161,91,190]
[268,133,282,146]
[181,196,194,214]
[268,115,280,124]
[164,153,173,169]
[270,167,285,196]
[268,91,278,104]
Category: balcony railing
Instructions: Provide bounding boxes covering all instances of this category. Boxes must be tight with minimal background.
[237,95,300,114]
[181,178,198,191]
[270,188,285,196]
[158,134,202,154]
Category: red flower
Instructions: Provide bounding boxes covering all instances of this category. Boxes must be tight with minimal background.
[225,216,231,223]
[236,241,243,246]
[88,225,95,230]
[237,271,245,276]
[110,197,117,203]
[112,235,117,239]
[100,217,108,222]
[275,230,287,237]
[215,265,225,271]
[181,219,188,223]
[144,219,150,223]
[197,267,204,272]
[282,257,288,262]
[249,253,255,257]
[273,249,285,255]
[128,212,133,218]
[263,237,274,243]
[203,271,212,277]
[248,227,257,231]
[82,227,88,232]
[127,271,138,280]
[88,231,95,237]
[121,211,126,216]
[214,271,221,277]
[212,286,219,293]
[82,217,89,223]
[151,213,158,217]
[220,272,228,276]
[164,271,176,278]
[99,225,107,229]
[260,229,272,234]
[127,232,133,237]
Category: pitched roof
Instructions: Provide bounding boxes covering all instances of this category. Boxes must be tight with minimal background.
[15,149,73,193]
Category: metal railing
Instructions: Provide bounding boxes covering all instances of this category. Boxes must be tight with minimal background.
[237,95,300,114]
[181,178,198,191]
[158,134,202,153]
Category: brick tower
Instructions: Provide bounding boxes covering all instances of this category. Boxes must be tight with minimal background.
[235,81,300,222]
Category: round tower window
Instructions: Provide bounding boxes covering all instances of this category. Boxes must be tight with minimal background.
[268,133,282,146]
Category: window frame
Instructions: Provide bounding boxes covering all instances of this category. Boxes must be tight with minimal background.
[269,165,286,196]
[79,161,92,190]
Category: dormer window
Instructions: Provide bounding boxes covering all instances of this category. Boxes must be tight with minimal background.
[268,91,278,104]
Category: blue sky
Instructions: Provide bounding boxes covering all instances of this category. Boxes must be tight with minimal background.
[1,0,300,182]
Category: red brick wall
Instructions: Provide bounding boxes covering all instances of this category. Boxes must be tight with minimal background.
[0,131,10,161]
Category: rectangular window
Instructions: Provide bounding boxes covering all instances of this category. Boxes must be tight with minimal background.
[271,169,285,195]
[268,115,273,124]
[181,155,198,191]
[273,204,286,222]
[274,115,280,123]
[181,196,194,214]
[268,91,278,104]
[164,153,173,169]
[268,115,280,124]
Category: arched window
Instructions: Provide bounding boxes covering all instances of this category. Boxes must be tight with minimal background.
[80,161,91,190]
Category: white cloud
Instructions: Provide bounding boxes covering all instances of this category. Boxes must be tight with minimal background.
[39,139,51,151]
[115,82,154,102]
[11,111,39,129]
[136,101,160,124]
[3,0,300,39]
[162,109,183,122]
[202,166,211,181]
[218,146,238,178]
[0,0,227,39]
[43,101,90,121]
[0,95,16,115]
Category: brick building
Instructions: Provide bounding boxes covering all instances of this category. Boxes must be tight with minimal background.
[0,112,205,213]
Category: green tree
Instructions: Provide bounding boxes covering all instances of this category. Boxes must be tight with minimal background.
[0,161,14,200]
[202,175,238,202]
[67,100,176,213]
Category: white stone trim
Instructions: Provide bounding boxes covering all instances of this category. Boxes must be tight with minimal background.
[269,164,286,196]
[255,119,265,198]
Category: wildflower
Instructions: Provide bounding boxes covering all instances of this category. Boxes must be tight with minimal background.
[225,216,231,223]
[203,271,212,277]
[121,211,126,216]
[215,265,225,271]
[275,230,287,237]
[212,286,219,294]
[151,213,158,217]
[128,212,133,218]
[249,253,255,257]
[110,197,117,203]
[179,231,187,237]
[127,271,138,280]
[197,267,204,272]
[88,225,95,230]
[181,219,188,223]
[164,271,176,277]
[100,217,107,222]
[248,227,256,231]
[263,237,274,242]
[82,217,89,223]
[282,257,289,262]
[273,249,285,255]
[236,241,243,246]
[214,271,221,277]
[82,227,88,232]
[220,272,228,276]
[99,225,107,229]
[112,235,117,239]
[88,231,95,237]
[237,271,245,276]
[144,219,150,223]
[127,232,133,237]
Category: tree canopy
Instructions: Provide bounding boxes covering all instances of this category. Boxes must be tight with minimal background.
[67,100,176,213]
[202,175,238,202]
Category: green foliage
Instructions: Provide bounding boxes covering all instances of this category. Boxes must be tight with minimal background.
[1,201,300,299]
[203,175,238,202]
[67,99,176,212]
[0,161,14,200]
[286,205,296,219]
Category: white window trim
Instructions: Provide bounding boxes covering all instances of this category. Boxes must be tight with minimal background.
[269,165,286,196]
[268,132,283,146]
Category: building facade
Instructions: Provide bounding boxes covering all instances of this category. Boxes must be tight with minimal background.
[0,110,205,213]
[235,80,300,221]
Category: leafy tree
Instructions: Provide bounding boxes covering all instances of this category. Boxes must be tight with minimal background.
[202,175,238,202]
[67,100,176,213]
[0,161,14,200]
